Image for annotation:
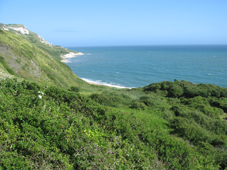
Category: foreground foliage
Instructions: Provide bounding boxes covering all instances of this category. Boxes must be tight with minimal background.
[0,79,226,169]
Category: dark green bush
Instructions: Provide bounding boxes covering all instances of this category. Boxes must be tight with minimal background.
[139,95,155,107]
[90,93,111,106]
[90,91,132,107]
[170,117,213,144]
[143,80,227,98]
[130,100,146,110]
[69,86,80,92]
[141,130,218,169]
[168,85,184,97]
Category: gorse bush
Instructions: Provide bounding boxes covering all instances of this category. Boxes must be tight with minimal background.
[69,86,80,92]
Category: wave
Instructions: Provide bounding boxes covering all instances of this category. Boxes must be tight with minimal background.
[81,78,134,89]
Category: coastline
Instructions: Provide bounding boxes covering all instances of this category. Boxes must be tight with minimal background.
[61,52,130,89]
[61,52,84,63]
[81,78,132,89]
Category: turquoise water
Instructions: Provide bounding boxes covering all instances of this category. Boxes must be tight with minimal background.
[67,45,227,88]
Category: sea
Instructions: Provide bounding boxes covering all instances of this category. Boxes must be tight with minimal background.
[66,45,227,88]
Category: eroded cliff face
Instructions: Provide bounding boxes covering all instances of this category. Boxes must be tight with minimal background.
[0,24,29,35]
[0,24,53,47]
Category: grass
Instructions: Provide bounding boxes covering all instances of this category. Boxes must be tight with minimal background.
[0,30,88,88]
[220,113,227,119]
[112,107,169,130]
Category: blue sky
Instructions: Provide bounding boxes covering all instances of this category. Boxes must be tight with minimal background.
[0,0,227,47]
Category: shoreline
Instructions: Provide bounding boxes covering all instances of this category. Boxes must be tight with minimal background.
[61,52,84,63]
[61,52,131,89]
[87,81,128,89]
[81,78,132,89]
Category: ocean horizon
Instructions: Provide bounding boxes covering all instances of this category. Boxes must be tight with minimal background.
[66,45,227,88]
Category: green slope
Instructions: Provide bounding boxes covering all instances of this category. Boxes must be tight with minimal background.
[0,29,86,88]
[0,24,71,60]
[20,31,71,60]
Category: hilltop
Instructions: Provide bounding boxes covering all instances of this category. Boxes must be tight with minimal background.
[0,24,69,60]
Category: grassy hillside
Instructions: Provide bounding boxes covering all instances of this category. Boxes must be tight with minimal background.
[0,24,71,60]
[0,29,86,88]
[20,31,71,61]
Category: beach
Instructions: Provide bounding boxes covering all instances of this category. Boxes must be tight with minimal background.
[61,52,84,63]
[81,78,129,89]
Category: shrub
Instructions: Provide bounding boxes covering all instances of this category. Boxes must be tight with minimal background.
[170,117,212,144]
[69,86,80,92]
[90,93,112,106]
[130,100,146,110]
[168,85,184,98]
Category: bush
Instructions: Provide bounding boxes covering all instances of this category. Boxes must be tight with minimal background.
[130,100,146,110]
[168,85,184,98]
[90,91,132,107]
[141,130,218,169]
[139,95,156,107]
[143,80,227,98]
[170,117,212,144]
[90,93,110,106]
[69,86,80,92]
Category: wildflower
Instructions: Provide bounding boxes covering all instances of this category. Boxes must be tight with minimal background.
[38,91,44,95]
[38,95,42,99]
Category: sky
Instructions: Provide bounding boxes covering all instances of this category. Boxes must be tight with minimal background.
[0,0,227,47]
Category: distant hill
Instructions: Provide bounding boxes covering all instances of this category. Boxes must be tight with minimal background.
[0,23,86,88]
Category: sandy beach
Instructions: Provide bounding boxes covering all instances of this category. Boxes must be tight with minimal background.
[87,81,125,89]
[81,78,129,89]
[61,52,84,63]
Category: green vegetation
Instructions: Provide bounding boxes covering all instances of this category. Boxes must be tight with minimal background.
[0,24,74,61]
[0,56,17,76]
[0,24,227,169]
[0,78,227,169]
[21,31,71,60]
[0,29,87,89]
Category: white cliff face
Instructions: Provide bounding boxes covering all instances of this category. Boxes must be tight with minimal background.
[0,24,53,47]
[7,26,29,34]
[2,26,9,31]
[61,52,84,63]
[37,35,53,47]
[1,24,29,35]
